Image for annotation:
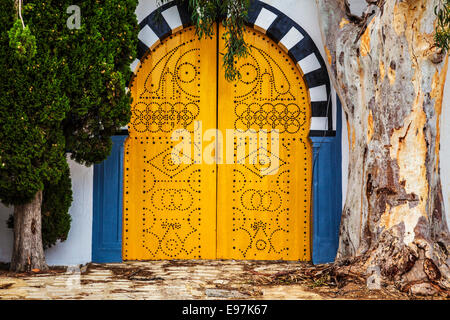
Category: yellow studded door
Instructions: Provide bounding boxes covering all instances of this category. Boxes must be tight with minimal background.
[217,26,313,260]
[123,26,217,260]
[124,25,312,261]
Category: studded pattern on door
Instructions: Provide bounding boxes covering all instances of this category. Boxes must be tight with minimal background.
[123,25,312,261]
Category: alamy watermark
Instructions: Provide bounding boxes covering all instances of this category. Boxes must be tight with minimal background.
[66,5,81,30]
[170,121,281,176]
[366,265,381,290]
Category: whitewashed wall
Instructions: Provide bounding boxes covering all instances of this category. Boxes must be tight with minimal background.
[0,159,93,265]
[45,160,93,265]
[441,69,450,228]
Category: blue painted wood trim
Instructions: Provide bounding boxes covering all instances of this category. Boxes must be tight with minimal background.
[310,97,343,264]
[92,135,127,263]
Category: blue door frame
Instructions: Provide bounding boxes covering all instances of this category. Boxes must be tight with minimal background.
[92,102,343,263]
[92,135,127,263]
[310,98,343,264]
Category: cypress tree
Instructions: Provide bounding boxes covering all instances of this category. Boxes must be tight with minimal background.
[0,0,138,271]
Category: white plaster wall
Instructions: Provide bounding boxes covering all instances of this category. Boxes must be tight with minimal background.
[0,159,93,265]
[441,67,450,229]
[45,160,93,265]
[341,106,349,209]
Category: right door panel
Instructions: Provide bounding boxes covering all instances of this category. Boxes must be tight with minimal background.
[217,26,313,260]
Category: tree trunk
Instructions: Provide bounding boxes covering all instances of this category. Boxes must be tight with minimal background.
[316,0,450,295]
[10,190,48,272]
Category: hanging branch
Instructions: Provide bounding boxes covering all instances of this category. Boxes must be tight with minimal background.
[190,0,220,39]
[16,0,26,28]
[9,0,36,59]
[157,0,250,81]
[221,0,250,81]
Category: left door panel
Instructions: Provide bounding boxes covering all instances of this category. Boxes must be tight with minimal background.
[123,26,218,260]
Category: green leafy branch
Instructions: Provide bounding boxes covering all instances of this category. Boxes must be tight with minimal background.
[8,0,37,60]
[158,0,251,81]
[222,0,250,81]
[435,0,450,52]
[8,20,37,60]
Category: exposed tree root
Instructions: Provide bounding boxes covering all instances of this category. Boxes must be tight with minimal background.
[315,0,450,299]
[332,235,450,297]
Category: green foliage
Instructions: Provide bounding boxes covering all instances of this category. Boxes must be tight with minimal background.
[7,163,73,249]
[221,0,250,81]
[435,0,450,52]
[159,0,250,81]
[8,19,37,60]
[0,1,138,244]
[40,163,72,249]
[189,0,221,39]
[59,1,139,165]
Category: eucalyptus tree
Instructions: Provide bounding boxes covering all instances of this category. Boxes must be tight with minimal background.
[315,0,449,294]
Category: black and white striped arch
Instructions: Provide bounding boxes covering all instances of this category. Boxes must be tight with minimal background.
[131,0,334,136]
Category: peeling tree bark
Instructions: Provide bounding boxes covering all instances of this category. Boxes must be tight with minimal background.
[10,190,48,272]
[316,0,449,295]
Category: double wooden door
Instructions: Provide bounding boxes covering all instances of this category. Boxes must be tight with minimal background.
[123,25,312,261]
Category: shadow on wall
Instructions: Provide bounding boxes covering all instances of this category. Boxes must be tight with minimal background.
[0,202,13,262]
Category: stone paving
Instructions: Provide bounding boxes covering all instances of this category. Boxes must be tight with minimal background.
[0,260,327,300]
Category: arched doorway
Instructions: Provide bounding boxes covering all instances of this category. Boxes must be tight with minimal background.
[123,24,312,261]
